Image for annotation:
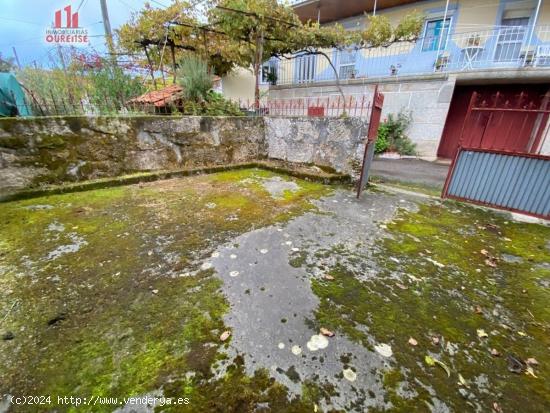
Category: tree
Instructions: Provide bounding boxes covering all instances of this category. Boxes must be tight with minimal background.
[211,0,303,108]
[117,0,239,86]
[117,0,423,106]
[213,0,422,107]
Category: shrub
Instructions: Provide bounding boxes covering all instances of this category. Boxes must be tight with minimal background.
[18,67,86,115]
[182,91,243,116]
[86,63,144,111]
[176,56,241,116]
[376,111,416,155]
[177,56,213,102]
[374,133,389,154]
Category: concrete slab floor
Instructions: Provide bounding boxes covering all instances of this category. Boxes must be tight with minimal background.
[0,168,548,413]
[370,158,450,190]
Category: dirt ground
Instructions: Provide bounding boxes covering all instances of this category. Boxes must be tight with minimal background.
[1,168,548,412]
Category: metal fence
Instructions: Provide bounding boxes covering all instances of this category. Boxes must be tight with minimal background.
[238,94,374,117]
[1,93,376,118]
[273,25,550,86]
[443,148,550,220]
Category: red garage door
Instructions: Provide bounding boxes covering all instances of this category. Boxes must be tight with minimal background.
[438,85,550,159]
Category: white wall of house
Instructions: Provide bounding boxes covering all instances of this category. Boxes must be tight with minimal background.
[220,67,270,104]
[221,67,256,102]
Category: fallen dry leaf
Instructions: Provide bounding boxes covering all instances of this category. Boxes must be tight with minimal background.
[507,354,526,374]
[395,283,408,290]
[490,348,501,357]
[484,223,501,235]
[220,331,231,341]
[492,401,503,413]
[474,305,483,314]
[374,343,393,357]
[408,337,418,346]
[526,357,539,366]
[477,329,489,338]
[431,336,440,345]
[485,258,497,268]
[480,249,489,256]
[458,373,469,388]
[342,368,357,382]
[525,366,538,378]
[425,355,451,377]
[320,327,335,337]
[324,274,335,281]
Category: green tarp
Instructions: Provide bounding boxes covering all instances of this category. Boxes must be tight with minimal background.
[0,72,31,117]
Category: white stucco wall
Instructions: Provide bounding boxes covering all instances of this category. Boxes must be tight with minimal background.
[221,67,269,103]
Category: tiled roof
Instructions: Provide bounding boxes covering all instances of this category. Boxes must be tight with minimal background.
[127,84,183,107]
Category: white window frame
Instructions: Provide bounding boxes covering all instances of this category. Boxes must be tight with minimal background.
[337,48,358,79]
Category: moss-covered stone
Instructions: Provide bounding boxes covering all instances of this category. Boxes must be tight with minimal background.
[310,202,550,412]
[0,169,331,412]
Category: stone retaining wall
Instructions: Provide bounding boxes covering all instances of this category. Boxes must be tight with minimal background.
[0,115,368,196]
[265,117,367,174]
[0,116,266,195]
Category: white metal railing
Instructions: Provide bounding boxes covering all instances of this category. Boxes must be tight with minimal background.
[272,25,550,86]
[442,25,550,71]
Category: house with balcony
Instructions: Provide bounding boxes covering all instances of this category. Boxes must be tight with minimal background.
[268,0,550,159]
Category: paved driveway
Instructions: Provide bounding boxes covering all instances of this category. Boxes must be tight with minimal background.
[371,158,450,189]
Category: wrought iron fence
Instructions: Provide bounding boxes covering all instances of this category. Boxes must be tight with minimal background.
[1,93,375,118]
[234,94,374,117]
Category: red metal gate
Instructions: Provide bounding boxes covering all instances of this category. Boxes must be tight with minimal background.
[460,89,549,153]
[357,86,384,197]
[438,85,550,159]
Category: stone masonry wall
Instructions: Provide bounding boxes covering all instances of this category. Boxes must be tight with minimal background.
[0,116,266,195]
[0,115,368,196]
[265,117,367,175]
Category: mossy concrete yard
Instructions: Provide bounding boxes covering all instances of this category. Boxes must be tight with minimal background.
[0,168,548,412]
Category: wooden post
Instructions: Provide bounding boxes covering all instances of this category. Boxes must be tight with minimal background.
[143,45,158,90]
[12,47,21,69]
[170,42,177,83]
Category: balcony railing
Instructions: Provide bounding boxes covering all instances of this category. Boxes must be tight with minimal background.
[273,25,550,86]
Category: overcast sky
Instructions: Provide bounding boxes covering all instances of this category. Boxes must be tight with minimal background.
[0,0,163,67]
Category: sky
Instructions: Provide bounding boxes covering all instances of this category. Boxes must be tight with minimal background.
[0,0,164,67]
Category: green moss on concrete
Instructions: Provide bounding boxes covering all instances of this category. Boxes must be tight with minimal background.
[0,169,331,413]
[35,135,67,149]
[369,175,442,197]
[311,202,550,412]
